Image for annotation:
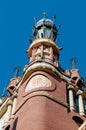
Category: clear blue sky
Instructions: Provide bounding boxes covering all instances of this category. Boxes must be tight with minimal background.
[0,0,86,97]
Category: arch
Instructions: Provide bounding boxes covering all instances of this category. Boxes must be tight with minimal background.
[72,116,84,126]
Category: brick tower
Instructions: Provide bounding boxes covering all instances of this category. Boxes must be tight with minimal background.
[0,14,86,130]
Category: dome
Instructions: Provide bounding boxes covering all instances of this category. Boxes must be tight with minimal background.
[36,18,56,29]
[33,17,57,41]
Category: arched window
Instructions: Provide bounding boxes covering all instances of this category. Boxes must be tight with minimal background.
[72,116,84,126]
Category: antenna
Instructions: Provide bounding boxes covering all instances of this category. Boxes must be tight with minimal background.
[70,57,78,69]
[14,67,20,78]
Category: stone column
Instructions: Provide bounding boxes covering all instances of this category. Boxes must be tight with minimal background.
[68,85,75,111]
[41,45,43,58]
[4,100,12,126]
[50,47,53,62]
[32,48,35,61]
[76,90,85,116]
[11,93,17,119]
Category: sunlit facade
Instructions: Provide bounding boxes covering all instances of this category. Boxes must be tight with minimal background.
[0,14,86,130]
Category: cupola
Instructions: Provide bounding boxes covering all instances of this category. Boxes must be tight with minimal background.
[27,13,60,66]
[33,18,57,41]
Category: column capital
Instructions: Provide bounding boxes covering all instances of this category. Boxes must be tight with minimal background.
[10,115,15,119]
[67,85,74,90]
[76,90,83,96]
[7,100,13,106]
[13,92,18,98]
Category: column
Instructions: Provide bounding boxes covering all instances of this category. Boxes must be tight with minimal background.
[76,90,85,116]
[4,100,12,126]
[50,47,53,61]
[41,45,43,58]
[68,85,75,111]
[11,93,17,119]
[32,48,35,61]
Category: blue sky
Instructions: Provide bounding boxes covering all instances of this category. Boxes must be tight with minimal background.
[0,0,86,97]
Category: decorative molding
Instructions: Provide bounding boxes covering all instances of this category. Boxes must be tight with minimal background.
[14,90,69,115]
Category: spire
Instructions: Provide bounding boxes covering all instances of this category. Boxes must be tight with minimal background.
[14,67,20,78]
[71,57,78,69]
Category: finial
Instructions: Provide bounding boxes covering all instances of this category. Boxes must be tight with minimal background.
[34,17,37,25]
[29,39,32,44]
[14,67,20,78]
[43,12,47,18]
[70,57,78,69]
[52,16,56,22]
[57,24,61,31]
[2,86,7,97]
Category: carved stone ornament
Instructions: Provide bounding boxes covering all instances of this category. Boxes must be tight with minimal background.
[25,74,51,92]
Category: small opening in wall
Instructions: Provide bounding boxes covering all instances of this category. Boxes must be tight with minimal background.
[72,116,84,126]
[5,125,10,130]
[41,33,43,38]
[10,86,15,90]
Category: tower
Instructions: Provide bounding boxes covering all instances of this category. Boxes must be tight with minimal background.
[0,14,86,130]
